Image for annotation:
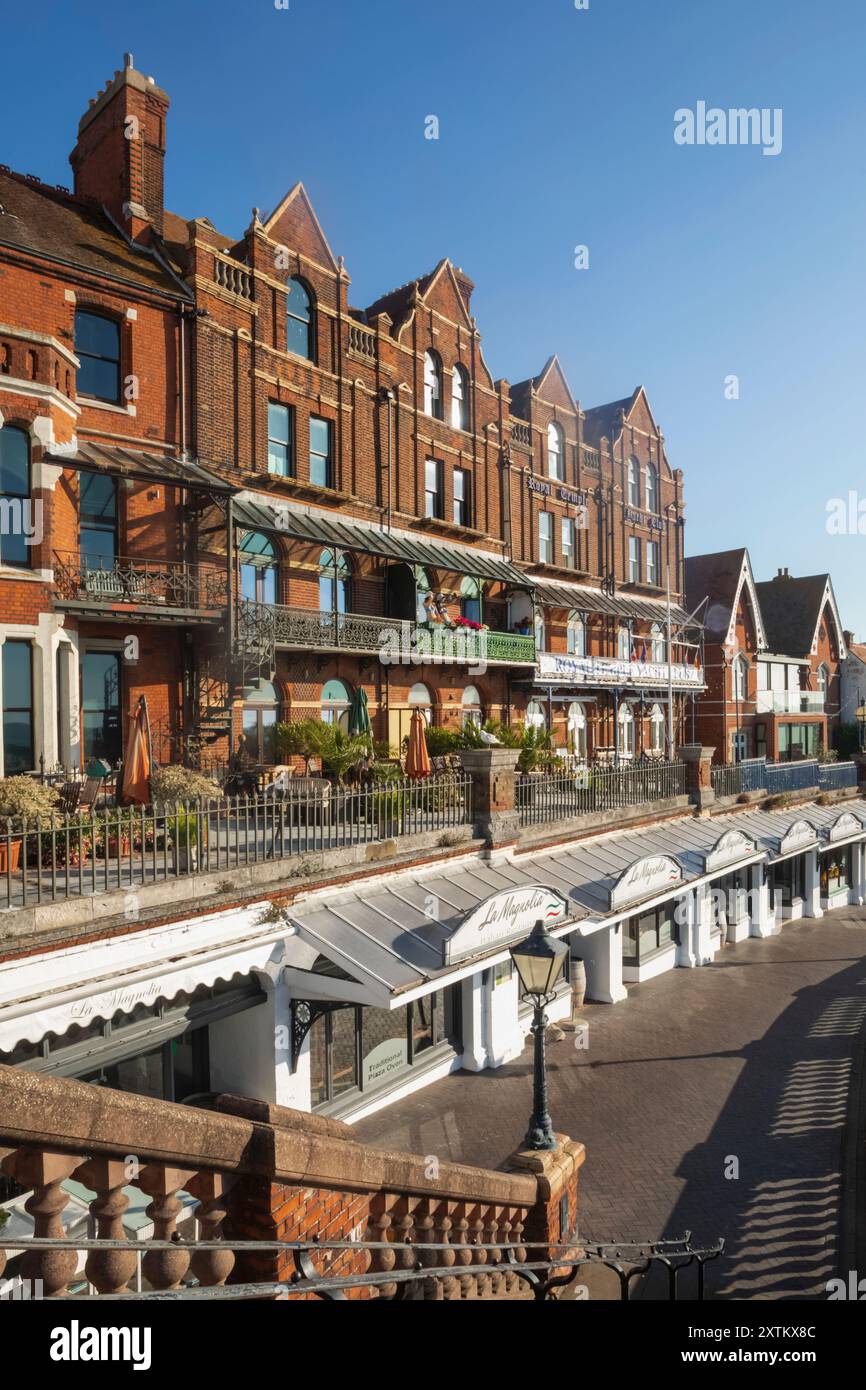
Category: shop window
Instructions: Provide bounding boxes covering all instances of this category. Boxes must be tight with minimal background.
[79,473,118,570]
[267,402,293,477]
[309,416,333,489]
[567,611,585,656]
[75,310,120,403]
[286,278,314,360]
[319,548,351,614]
[242,679,280,761]
[2,640,34,772]
[321,678,352,730]
[451,364,470,430]
[239,531,278,605]
[82,650,122,766]
[424,351,443,419]
[821,846,852,897]
[771,855,807,907]
[548,422,565,481]
[0,426,31,568]
[622,900,677,965]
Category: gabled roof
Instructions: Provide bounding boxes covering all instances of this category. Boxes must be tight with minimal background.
[685,548,767,648]
[261,182,339,273]
[0,168,190,297]
[364,257,472,333]
[755,574,847,660]
[581,388,643,448]
[509,355,577,417]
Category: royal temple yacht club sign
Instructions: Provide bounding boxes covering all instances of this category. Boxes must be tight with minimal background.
[779,820,818,856]
[609,855,683,912]
[829,811,864,843]
[443,886,571,966]
[704,829,758,874]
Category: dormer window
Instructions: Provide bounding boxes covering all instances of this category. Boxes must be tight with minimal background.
[424,351,443,419]
[75,310,120,403]
[286,278,314,360]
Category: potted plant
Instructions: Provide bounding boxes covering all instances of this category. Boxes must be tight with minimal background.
[0,777,59,873]
[150,765,220,874]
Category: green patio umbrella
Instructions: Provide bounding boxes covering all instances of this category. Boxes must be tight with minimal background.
[348,688,372,750]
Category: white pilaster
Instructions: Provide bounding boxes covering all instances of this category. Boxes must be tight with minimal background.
[460,970,489,1072]
[805,849,823,919]
[578,924,627,1003]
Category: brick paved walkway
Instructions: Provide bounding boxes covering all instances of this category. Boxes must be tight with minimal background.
[353,908,866,1300]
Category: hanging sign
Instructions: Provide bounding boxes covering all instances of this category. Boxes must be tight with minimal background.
[704,829,757,874]
[828,811,864,843]
[443,885,571,966]
[779,819,818,856]
[609,855,682,911]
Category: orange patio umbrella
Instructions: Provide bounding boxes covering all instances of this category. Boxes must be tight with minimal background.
[405,708,431,780]
[121,695,152,806]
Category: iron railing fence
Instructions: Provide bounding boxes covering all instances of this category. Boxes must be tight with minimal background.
[710,757,768,798]
[0,1232,723,1302]
[0,776,473,909]
[517,759,687,827]
[817,760,857,790]
[765,759,820,794]
[52,551,227,610]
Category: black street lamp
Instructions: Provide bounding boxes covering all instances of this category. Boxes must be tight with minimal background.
[509,919,570,1151]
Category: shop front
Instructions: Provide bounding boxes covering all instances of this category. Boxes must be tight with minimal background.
[766,820,821,923]
[818,810,866,911]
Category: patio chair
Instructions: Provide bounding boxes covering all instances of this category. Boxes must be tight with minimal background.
[57,782,82,815]
[79,776,105,811]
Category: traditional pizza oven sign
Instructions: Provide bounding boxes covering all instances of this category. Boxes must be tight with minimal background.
[609,854,682,912]
[443,885,570,966]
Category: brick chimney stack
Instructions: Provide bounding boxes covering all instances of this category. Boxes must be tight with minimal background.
[69,54,169,242]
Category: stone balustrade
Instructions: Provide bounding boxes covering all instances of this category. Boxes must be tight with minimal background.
[0,1067,584,1301]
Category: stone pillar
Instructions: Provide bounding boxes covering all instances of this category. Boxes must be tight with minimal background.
[676,888,698,967]
[678,743,716,811]
[460,970,489,1072]
[577,924,627,1003]
[459,747,521,850]
[805,849,823,919]
[506,1138,586,1263]
[749,862,775,937]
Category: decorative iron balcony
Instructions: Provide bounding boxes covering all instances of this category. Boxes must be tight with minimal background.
[238,600,536,665]
[53,552,228,612]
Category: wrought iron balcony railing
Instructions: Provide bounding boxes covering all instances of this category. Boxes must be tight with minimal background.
[53,552,228,611]
[238,601,536,665]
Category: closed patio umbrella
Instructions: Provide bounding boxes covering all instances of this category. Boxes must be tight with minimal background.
[348,687,372,740]
[405,707,431,780]
[121,695,152,806]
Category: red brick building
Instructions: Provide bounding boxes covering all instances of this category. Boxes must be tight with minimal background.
[0,55,702,778]
[685,550,846,764]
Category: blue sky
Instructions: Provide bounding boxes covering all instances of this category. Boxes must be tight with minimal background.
[4,0,865,633]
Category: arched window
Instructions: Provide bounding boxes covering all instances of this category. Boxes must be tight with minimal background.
[567,611,585,656]
[321,678,352,730]
[649,702,665,753]
[319,548,351,614]
[451,365,470,430]
[525,699,546,730]
[627,456,641,508]
[650,622,666,663]
[817,663,829,698]
[239,531,277,605]
[241,678,280,762]
[567,702,587,758]
[423,351,443,419]
[409,682,433,725]
[547,422,565,481]
[286,278,314,360]
[617,624,631,660]
[0,426,31,567]
[75,310,121,403]
[460,577,482,625]
[618,702,636,756]
[646,462,659,514]
[462,685,483,728]
[733,655,748,702]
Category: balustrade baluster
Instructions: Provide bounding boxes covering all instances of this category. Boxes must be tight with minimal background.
[138,1165,196,1290]
[7,1148,81,1296]
[187,1172,236,1287]
[367,1193,398,1299]
[76,1157,137,1295]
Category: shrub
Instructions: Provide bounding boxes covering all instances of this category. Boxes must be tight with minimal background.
[425,726,463,757]
[482,719,522,749]
[150,765,220,807]
[274,719,322,772]
[305,723,371,784]
[518,725,556,774]
[0,777,59,825]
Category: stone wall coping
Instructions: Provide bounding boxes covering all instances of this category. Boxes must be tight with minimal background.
[0,1065,538,1208]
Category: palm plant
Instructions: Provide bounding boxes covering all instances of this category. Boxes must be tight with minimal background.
[306,722,371,785]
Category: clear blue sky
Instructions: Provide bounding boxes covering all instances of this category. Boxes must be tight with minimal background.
[4,0,865,633]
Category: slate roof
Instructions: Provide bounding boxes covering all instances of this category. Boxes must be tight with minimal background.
[684,549,751,642]
[0,169,190,297]
[754,574,830,658]
[581,390,640,448]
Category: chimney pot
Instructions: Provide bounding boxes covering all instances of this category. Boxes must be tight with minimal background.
[124,52,134,68]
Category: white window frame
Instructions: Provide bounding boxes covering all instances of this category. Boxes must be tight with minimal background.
[538,511,553,564]
[548,422,565,481]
